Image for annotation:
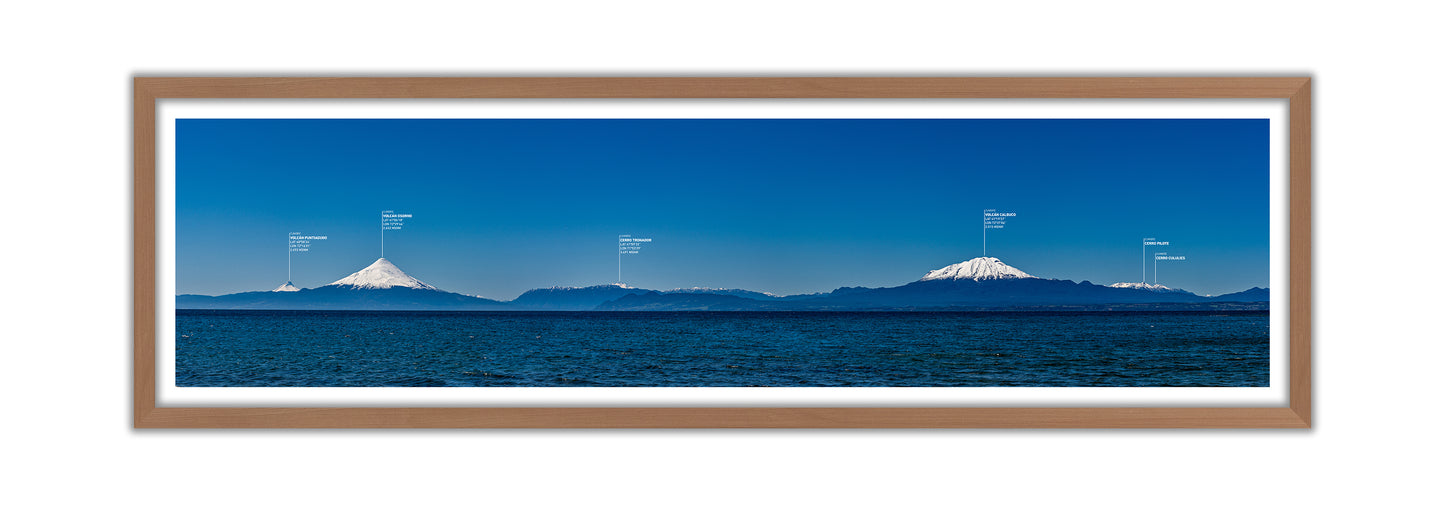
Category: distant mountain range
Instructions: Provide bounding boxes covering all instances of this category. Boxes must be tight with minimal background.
[179,258,505,310]
[177,256,1270,311]
[509,284,657,310]
[1207,286,1270,302]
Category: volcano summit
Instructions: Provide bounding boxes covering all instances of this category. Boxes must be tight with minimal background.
[327,258,438,290]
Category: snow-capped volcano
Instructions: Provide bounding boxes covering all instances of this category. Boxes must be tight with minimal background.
[271,281,300,292]
[921,257,1037,281]
[327,258,438,290]
[1108,282,1188,293]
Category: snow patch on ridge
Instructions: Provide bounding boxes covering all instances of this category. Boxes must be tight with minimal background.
[538,283,635,291]
[328,258,438,290]
[667,287,780,297]
[271,281,300,292]
[921,257,1037,281]
[1109,282,1188,293]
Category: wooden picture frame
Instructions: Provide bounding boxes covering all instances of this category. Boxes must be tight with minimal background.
[134,77,1311,428]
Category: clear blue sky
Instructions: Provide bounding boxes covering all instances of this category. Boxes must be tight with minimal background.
[176,118,1270,299]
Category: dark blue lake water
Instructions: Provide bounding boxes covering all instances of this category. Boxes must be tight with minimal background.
[175,310,1269,387]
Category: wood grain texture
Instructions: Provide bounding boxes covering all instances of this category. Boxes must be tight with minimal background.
[1289,80,1312,426]
[133,77,1309,99]
[134,407,1308,429]
[133,81,157,428]
[133,77,1312,429]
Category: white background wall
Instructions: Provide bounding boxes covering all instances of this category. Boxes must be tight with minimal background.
[1,1,1439,504]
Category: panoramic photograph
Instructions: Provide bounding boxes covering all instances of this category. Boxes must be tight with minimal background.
[175,118,1271,388]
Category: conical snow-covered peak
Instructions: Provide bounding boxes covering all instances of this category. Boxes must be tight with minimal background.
[272,281,300,292]
[1109,282,1187,293]
[327,258,438,290]
[921,257,1037,281]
